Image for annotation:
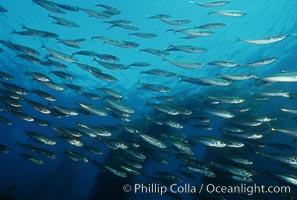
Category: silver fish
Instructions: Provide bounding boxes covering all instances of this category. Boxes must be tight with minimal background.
[25,131,56,145]
[26,99,51,114]
[33,0,65,14]
[159,18,191,25]
[0,71,14,80]
[20,153,44,165]
[42,45,77,63]
[190,0,230,8]
[25,71,51,82]
[0,144,10,153]
[64,150,88,162]
[194,136,227,148]
[164,58,204,69]
[31,89,56,101]
[218,73,256,81]
[129,32,157,38]
[139,134,167,148]
[208,60,240,67]
[181,76,232,86]
[97,88,123,99]
[203,108,234,118]
[209,10,247,17]
[140,83,171,93]
[48,15,79,28]
[280,108,297,114]
[40,80,65,91]
[57,38,85,48]
[195,22,226,29]
[239,35,288,45]
[54,3,80,12]
[260,71,297,82]
[77,102,107,116]
[245,57,277,67]
[270,172,297,186]
[105,99,135,114]
[80,8,111,18]
[52,104,79,116]
[92,36,139,48]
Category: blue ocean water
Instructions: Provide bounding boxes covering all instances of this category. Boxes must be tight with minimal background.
[1,0,297,200]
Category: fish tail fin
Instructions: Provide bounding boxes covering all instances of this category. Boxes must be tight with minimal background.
[216,73,222,78]
[165,29,173,33]
[178,75,187,81]
[254,78,270,87]
[136,79,142,86]
[44,54,51,60]
[108,25,115,30]
[161,56,167,62]
[23,70,30,76]
[167,44,174,50]
[145,100,151,107]
[207,12,214,16]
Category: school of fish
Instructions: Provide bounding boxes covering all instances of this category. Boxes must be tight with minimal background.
[0,0,297,199]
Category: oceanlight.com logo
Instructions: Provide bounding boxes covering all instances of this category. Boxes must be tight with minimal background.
[123,183,291,196]
[205,183,291,196]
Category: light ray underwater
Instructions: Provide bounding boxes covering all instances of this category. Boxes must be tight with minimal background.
[1,0,297,200]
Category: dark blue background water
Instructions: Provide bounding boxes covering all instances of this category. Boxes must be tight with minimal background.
[1,0,297,200]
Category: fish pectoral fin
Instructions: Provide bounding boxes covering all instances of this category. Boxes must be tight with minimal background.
[236,38,242,42]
